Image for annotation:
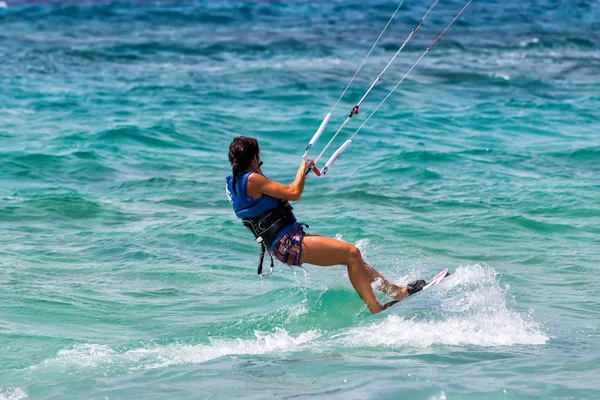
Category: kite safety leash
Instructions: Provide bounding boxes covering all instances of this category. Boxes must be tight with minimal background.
[256,240,274,279]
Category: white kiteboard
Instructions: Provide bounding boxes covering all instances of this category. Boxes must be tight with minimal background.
[423,268,450,290]
[383,268,450,310]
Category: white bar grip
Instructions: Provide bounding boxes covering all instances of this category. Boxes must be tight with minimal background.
[302,112,331,158]
[311,112,331,147]
[321,139,352,175]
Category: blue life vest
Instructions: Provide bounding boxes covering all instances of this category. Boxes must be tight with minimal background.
[226,172,299,251]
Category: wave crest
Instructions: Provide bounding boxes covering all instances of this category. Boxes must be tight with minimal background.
[338,264,548,347]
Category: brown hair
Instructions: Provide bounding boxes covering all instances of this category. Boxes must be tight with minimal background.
[228,136,260,195]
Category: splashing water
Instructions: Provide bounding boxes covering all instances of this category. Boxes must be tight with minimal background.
[338,264,548,348]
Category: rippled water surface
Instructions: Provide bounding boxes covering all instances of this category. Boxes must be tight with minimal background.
[1,0,599,399]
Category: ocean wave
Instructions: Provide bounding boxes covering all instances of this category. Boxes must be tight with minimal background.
[516,35,597,50]
[139,8,237,25]
[0,387,28,400]
[96,125,183,149]
[112,177,200,191]
[0,150,117,183]
[358,151,462,178]
[67,39,311,60]
[0,3,234,24]
[503,214,589,235]
[12,152,65,168]
[31,328,320,373]
[0,2,298,25]
[549,146,600,161]
[338,264,549,347]
[0,192,122,222]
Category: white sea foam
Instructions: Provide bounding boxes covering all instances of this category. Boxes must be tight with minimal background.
[492,72,510,80]
[33,328,320,372]
[519,37,540,47]
[338,309,547,348]
[234,57,345,73]
[429,392,447,400]
[338,264,549,348]
[284,302,309,323]
[355,238,370,253]
[0,387,28,400]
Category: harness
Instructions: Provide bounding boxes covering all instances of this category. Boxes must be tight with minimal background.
[241,200,297,278]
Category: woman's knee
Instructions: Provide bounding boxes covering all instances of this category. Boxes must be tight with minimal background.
[347,245,362,264]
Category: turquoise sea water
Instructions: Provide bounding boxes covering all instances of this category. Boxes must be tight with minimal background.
[1,0,599,398]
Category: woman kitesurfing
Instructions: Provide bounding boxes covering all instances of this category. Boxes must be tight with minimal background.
[225,0,471,313]
[226,137,427,314]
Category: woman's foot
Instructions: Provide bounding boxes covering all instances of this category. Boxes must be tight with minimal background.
[382,279,428,310]
[407,279,427,295]
[390,286,409,301]
[389,279,427,301]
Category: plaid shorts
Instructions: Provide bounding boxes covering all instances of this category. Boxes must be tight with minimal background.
[273,226,304,266]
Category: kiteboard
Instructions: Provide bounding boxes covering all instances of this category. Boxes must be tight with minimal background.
[423,268,450,290]
[383,268,450,310]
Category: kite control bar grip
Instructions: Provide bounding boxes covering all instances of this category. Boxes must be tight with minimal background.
[302,113,331,177]
[304,164,321,176]
[321,139,352,176]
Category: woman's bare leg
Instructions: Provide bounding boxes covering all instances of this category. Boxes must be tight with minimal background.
[300,235,408,313]
[363,263,409,301]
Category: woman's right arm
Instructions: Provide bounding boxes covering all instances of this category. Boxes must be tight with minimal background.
[247,159,314,201]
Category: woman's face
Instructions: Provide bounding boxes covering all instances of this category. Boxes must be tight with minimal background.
[252,154,263,172]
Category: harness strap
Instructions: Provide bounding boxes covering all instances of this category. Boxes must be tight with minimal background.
[242,201,305,279]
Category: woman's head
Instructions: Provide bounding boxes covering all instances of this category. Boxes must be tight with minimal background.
[228,136,260,176]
